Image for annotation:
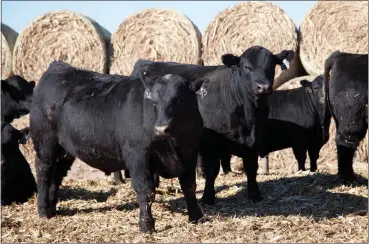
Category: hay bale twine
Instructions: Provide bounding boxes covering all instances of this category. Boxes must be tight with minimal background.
[202,2,303,88]
[110,8,202,76]
[1,23,18,80]
[299,1,368,75]
[13,10,111,83]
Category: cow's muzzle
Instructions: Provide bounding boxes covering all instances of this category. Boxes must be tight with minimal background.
[154,125,170,136]
[253,82,272,95]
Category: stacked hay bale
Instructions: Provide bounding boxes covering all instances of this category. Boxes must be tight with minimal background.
[11,10,111,166]
[299,1,368,75]
[110,8,202,76]
[1,23,18,80]
[202,1,304,89]
[12,10,111,83]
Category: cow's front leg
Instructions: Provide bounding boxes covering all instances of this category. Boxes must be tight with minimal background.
[243,151,262,202]
[129,154,156,233]
[179,167,204,223]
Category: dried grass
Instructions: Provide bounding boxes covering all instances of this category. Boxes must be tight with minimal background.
[299,1,368,75]
[1,155,367,243]
[202,2,304,89]
[110,8,202,76]
[1,23,18,80]
[12,10,111,83]
[5,114,368,243]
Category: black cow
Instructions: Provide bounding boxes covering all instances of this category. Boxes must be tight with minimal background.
[1,75,37,205]
[1,122,36,205]
[208,75,332,175]
[30,61,206,233]
[323,51,368,182]
[1,75,35,123]
[128,46,295,205]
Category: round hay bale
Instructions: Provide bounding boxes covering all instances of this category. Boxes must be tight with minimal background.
[12,10,111,83]
[202,2,303,88]
[1,23,18,80]
[110,8,202,76]
[299,1,368,75]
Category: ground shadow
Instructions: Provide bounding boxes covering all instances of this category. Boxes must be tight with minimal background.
[163,173,368,220]
[57,201,139,216]
[58,186,118,202]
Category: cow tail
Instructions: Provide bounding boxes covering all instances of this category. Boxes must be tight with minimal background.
[322,52,339,143]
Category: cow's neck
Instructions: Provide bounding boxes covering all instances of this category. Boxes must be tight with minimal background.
[221,68,269,149]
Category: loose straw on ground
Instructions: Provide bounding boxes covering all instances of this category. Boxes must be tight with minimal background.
[1,23,18,80]
[12,10,111,83]
[202,2,304,89]
[110,8,202,76]
[299,1,368,75]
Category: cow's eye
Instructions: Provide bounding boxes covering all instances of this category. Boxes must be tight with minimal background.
[244,65,252,71]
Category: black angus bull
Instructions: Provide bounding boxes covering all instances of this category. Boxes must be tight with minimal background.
[1,75,37,205]
[324,51,368,182]
[123,46,295,205]
[30,61,206,233]
[209,75,332,176]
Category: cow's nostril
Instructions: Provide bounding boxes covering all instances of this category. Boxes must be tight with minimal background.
[155,126,170,135]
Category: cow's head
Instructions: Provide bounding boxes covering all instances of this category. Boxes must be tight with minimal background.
[141,74,206,138]
[221,46,294,96]
[1,75,35,122]
[300,75,331,142]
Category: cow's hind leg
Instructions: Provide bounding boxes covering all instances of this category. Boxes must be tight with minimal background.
[48,149,75,211]
[243,152,262,202]
[292,147,307,171]
[337,145,357,182]
[33,137,59,218]
[200,149,220,205]
[220,153,232,175]
[113,171,125,185]
[307,146,320,172]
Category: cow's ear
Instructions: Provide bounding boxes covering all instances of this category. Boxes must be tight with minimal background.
[275,50,294,70]
[221,54,240,68]
[300,79,311,88]
[139,74,157,100]
[189,78,209,93]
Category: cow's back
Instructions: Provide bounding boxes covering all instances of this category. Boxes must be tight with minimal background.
[30,62,149,172]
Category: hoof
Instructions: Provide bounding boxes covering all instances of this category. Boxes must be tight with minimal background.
[248,192,263,203]
[339,173,357,183]
[310,167,317,172]
[38,208,56,219]
[113,180,125,185]
[190,215,210,224]
[188,211,204,223]
[200,195,215,205]
[139,219,155,233]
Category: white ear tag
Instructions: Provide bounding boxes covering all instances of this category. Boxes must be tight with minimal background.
[196,87,208,99]
[282,59,290,69]
[144,88,152,99]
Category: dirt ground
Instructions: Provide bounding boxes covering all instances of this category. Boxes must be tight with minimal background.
[2,115,367,242]
[2,150,368,243]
